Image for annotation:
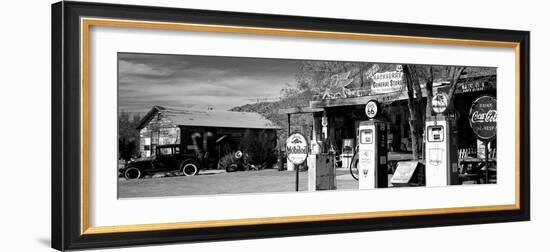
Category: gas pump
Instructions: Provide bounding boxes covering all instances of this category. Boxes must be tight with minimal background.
[425,94,459,187]
[357,100,388,189]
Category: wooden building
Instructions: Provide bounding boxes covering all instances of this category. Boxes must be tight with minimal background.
[281,70,497,161]
[136,106,280,168]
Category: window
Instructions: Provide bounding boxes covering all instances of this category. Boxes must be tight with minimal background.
[427,126,444,142]
[159,147,173,155]
[360,129,373,144]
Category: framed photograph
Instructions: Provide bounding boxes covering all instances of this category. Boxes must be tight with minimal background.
[51,1,530,250]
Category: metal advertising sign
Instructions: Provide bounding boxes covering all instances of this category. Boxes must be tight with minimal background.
[286,133,308,165]
[371,65,404,94]
[432,93,450,114]
[364,64,380,79]
[469,95,497,140]
[365,100,379,119]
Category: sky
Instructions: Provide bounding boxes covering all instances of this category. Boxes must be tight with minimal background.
[118,53,300,113]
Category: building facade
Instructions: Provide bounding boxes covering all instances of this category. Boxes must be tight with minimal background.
[136,106,280,168]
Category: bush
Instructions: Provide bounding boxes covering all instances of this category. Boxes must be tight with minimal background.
[218,152,238,171]
[240,129,277,168]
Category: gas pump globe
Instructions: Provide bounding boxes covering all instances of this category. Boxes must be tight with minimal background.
[357,100,388,189]
[425,94,459,187]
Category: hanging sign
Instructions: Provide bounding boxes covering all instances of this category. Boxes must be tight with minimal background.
[286,133,308,165]
[365,100,379,119]
[364,64,380,79]
[432,93,450,114]
[469,95,497,140]
[370,65,404,94]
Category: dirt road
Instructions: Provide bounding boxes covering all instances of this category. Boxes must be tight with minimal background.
[118,169,358,198]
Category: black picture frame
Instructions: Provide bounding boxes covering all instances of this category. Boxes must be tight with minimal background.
[52,1,530,251]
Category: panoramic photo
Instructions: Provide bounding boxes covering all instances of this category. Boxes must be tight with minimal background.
[117,52,497,198]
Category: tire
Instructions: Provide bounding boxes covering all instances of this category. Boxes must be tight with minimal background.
[181,162,199,176]
[226,163,238,172]
[124,167,141,180]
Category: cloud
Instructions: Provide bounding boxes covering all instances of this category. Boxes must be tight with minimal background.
[119,60,177,77]
[118,53,299,112]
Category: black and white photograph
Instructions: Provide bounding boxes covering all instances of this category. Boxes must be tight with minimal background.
[117,52,497,198]
[2,0,543,251]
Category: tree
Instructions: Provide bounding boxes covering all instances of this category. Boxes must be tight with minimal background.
[240,129,276,167]
[402,65,425,160]
[401,65,466,159]
[118,112,141,160]
[294,61,471,161]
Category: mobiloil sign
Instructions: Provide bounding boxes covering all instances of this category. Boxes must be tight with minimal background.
[286,133,308,165]
[286,133,308,192]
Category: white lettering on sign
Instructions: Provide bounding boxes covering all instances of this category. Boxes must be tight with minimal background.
[469,95,497,140]
[364,64,380,79]
[470,110,497,123]
[286,133,308,165]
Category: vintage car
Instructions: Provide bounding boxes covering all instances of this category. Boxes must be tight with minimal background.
[121,144,201,180]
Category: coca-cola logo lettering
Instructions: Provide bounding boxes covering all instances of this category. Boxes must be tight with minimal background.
[469,96,497,140]
[470,110,498,123]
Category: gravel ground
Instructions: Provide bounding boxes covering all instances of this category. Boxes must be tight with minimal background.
[118,169,359,198]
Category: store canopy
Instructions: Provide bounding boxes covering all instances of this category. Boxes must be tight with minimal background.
[309,74,495,109]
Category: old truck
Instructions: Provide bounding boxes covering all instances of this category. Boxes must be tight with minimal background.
[121,144,201,180]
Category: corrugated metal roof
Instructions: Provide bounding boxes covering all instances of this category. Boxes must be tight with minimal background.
[151,106,281,129]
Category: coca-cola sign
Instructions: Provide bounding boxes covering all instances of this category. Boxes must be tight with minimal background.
[469,95,497,140]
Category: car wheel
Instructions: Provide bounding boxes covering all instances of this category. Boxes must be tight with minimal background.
[181,162,199,176]
[124,167,141,180]
[226,163,238,172]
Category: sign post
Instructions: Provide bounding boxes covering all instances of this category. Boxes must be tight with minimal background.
[286,133,308,191]
[469,95,497,183]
